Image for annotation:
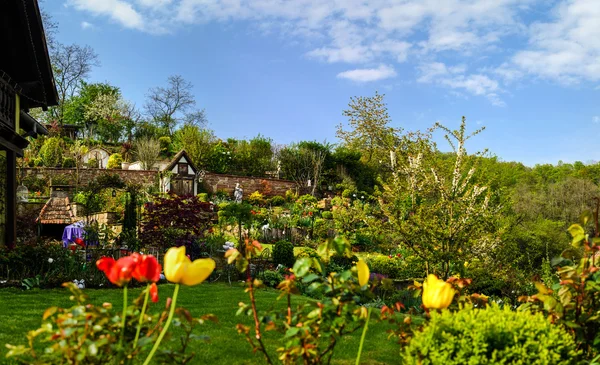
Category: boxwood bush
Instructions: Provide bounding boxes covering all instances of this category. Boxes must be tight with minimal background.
[273,240,295,268]
[403,304,581,364]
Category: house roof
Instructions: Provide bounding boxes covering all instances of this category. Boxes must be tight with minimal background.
[0,0,59,110]
[163,150,199,174]
[37,197,75,225]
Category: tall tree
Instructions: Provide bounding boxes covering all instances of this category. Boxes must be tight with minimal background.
[173,124,216,169]
[51,44,100,124]
[337,92,400,165]
[145,75,205,135]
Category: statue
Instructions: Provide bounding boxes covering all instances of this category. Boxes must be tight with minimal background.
[234,183,243,203]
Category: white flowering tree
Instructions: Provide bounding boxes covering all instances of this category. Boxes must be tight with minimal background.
[380,117,502,279]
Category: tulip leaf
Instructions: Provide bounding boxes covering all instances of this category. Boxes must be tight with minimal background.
[302,273,320,284]
[293,258,312,278]
[568,224,586,247]
[580,210,593,226]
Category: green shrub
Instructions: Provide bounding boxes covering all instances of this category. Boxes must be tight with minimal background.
[273,240,295,268]
[197,193,209,202]
[365,254,425,280]
[285,189,298,203]
[86,158,99,168]
[403,304,580,364]
[269,195,285,206]
[247,191,265,206]
[341,189,355,199]
[33,157,43,167]
[321,211,333,219]
[107,153,123,169]
[258,270,284,288]
[297,194,317,205]
[22,175,47,194]
[40,137,63,167]
[158,136,172,156]
[62,157,75,168]
[295,247,319,259]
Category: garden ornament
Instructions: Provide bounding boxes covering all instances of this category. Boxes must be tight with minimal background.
[234,183,243,203]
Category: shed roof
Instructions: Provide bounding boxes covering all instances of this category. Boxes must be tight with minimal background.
[37,197,75,225]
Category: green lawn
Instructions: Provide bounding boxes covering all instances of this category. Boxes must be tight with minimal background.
[0,283,398,364]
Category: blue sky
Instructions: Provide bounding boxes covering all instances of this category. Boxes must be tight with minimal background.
[44,0,600,166]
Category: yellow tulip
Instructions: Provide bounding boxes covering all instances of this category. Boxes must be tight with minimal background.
[164,246,215,286]
[422,274,455,310]
[356,259,370,287]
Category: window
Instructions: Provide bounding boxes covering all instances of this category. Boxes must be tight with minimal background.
[177,163,188,175]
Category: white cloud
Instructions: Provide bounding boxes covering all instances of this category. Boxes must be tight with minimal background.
[337,65,397,82]
[511,0,600,83]
[418,62,505,106]
[68,0,145,31]
[63,0,600,96]
[80,21,94,29]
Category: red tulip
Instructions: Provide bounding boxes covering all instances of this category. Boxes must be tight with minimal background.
[96,256,137,287]
[131,254,162,283]
[150,283,159,303]
[74,238,85,247]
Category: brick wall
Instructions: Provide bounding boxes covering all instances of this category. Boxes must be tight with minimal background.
[21,168,296,197]
[201,173,296,197]
[22,168,158,188]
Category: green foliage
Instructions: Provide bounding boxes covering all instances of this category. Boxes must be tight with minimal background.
[231,237,371,364]
[6,282,207,364]
[521,211,600,358]
[285,189,298,203]
[272,240,295,268]
[158,136,172,156]
[39,137,64,167]
[33,157,43,167]
[173,125,216,169]
[227,135,275,177]
[247,191,265,206]
[321,211,333,219]
[86,157,99,168]
[0,240,109,288]
[197,193,209,202]
[268,195,285,206]
[381,117,501,279]
[61,157,75,168]
[403,304,580,364]
[257,270,284,288]
[107,153,123,169]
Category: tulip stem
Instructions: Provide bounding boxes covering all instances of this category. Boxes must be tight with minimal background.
[120,285,128,348]
[355,307,372,365]
[133,283,151,349]
[143,284,180,365]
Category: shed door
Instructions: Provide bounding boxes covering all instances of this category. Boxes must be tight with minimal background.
[172,178,193,196]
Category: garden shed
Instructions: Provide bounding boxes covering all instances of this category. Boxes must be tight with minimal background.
[161,150,199,196]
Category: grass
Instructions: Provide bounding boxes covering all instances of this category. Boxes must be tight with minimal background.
[0,282,399,364]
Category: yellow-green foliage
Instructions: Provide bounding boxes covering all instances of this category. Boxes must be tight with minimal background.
[107,153,123,169]
[365,254,425,280]
[247,191,265,206]
[39,137,63,167]
[403,304,580,365]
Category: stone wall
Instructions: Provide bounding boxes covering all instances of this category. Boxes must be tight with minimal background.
[201,173,296,197]
[21,168,158,188]
[21,168,297,197]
